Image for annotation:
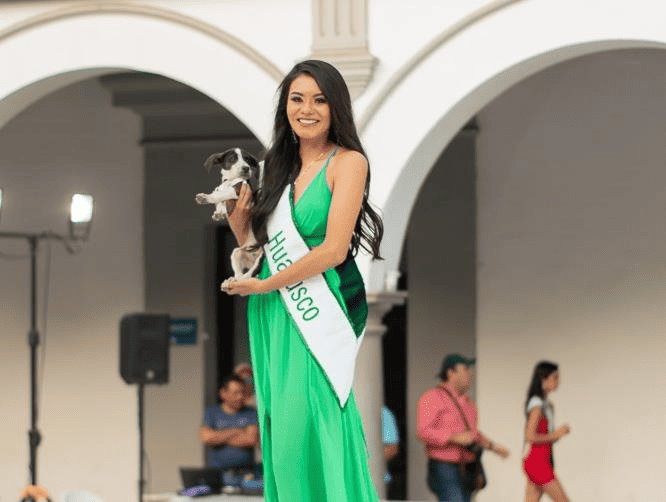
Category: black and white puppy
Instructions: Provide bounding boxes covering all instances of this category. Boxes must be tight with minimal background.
[195,148,264,284]
[195,147,262,221]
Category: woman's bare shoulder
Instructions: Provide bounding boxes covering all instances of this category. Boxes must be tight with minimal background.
[330,148,368,175]
[335,147,367,162]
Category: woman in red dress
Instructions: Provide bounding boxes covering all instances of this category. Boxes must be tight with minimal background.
[523,361,571,502]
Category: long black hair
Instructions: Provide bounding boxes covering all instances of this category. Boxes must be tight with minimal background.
[251,59,383,259]
[525,360,558,414]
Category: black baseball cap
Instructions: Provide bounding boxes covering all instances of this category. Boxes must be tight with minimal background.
[438,353,476,378]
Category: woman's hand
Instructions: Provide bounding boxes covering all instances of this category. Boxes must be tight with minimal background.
[221,277,269,296]
[227,181,253,245]
[554,424,571,441]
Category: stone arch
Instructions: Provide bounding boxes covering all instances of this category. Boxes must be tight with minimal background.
[358,0,666,289]
[0,2,282,142]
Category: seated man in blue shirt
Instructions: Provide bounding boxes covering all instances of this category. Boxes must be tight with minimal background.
[383,405,400,484]
[199,374,259,471]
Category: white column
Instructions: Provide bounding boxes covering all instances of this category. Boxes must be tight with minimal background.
[310,0,377,99]
[354,291,407,499]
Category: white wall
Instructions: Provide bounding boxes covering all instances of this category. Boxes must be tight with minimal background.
[406,130,477,501]
[0,79,143,500]
[476,49,666,501]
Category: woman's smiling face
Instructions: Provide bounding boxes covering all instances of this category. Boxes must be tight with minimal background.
[287,74,331,143]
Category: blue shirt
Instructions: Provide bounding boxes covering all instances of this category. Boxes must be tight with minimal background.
[203,405,257,470]
[382,406,399,483]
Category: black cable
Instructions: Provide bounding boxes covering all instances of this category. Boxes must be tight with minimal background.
[38,239,52,408]
[144,447,152,494]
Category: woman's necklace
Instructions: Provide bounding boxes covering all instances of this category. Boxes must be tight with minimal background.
[296,146,332,183]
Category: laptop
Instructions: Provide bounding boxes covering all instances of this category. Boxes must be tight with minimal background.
[179,467,223,494]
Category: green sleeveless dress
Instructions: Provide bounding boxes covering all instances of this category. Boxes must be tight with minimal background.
[247,151,378,502]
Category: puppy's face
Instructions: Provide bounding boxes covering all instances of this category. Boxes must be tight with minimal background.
[204,148,260,187]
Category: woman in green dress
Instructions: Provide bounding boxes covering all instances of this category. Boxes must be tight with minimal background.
[224,60,383,501]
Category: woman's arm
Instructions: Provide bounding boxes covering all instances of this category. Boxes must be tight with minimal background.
[524,408,570,444]
[226,182,252,246]
[225,150,368,296]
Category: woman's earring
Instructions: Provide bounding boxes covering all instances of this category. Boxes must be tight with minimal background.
[291,129,298,144]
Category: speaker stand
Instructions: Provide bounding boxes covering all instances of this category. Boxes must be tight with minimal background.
[137,383,145,502]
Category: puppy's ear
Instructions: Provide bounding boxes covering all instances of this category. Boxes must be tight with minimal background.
[203,149,236,172]
[203,153,221,172]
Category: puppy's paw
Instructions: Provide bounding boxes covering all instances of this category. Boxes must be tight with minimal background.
[212,211,226,221]
[195,193,208,204]
[220,277,236,292]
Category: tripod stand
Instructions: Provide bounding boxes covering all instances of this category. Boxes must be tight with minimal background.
[0,231,70,487]
[1,193,92,497]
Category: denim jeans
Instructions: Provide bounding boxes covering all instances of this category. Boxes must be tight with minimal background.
[427,459,471,502]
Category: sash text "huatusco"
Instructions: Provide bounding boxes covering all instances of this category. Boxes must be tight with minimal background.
[268,230,320,321]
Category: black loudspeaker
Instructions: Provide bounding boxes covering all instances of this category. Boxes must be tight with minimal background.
[120,313,170,384]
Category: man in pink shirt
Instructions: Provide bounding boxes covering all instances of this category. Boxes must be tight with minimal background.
[417,354,509,502]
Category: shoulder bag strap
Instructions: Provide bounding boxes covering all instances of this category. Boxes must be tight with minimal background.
[439,386,471,431]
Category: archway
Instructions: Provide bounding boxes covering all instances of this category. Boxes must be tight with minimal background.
[0,3,281,141]
[359,0,666,289]
[0,6,281,498]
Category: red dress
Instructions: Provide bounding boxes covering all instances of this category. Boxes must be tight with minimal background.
[523,414,555,485]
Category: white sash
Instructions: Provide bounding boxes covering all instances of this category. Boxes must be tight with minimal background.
[264,185,364,407]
